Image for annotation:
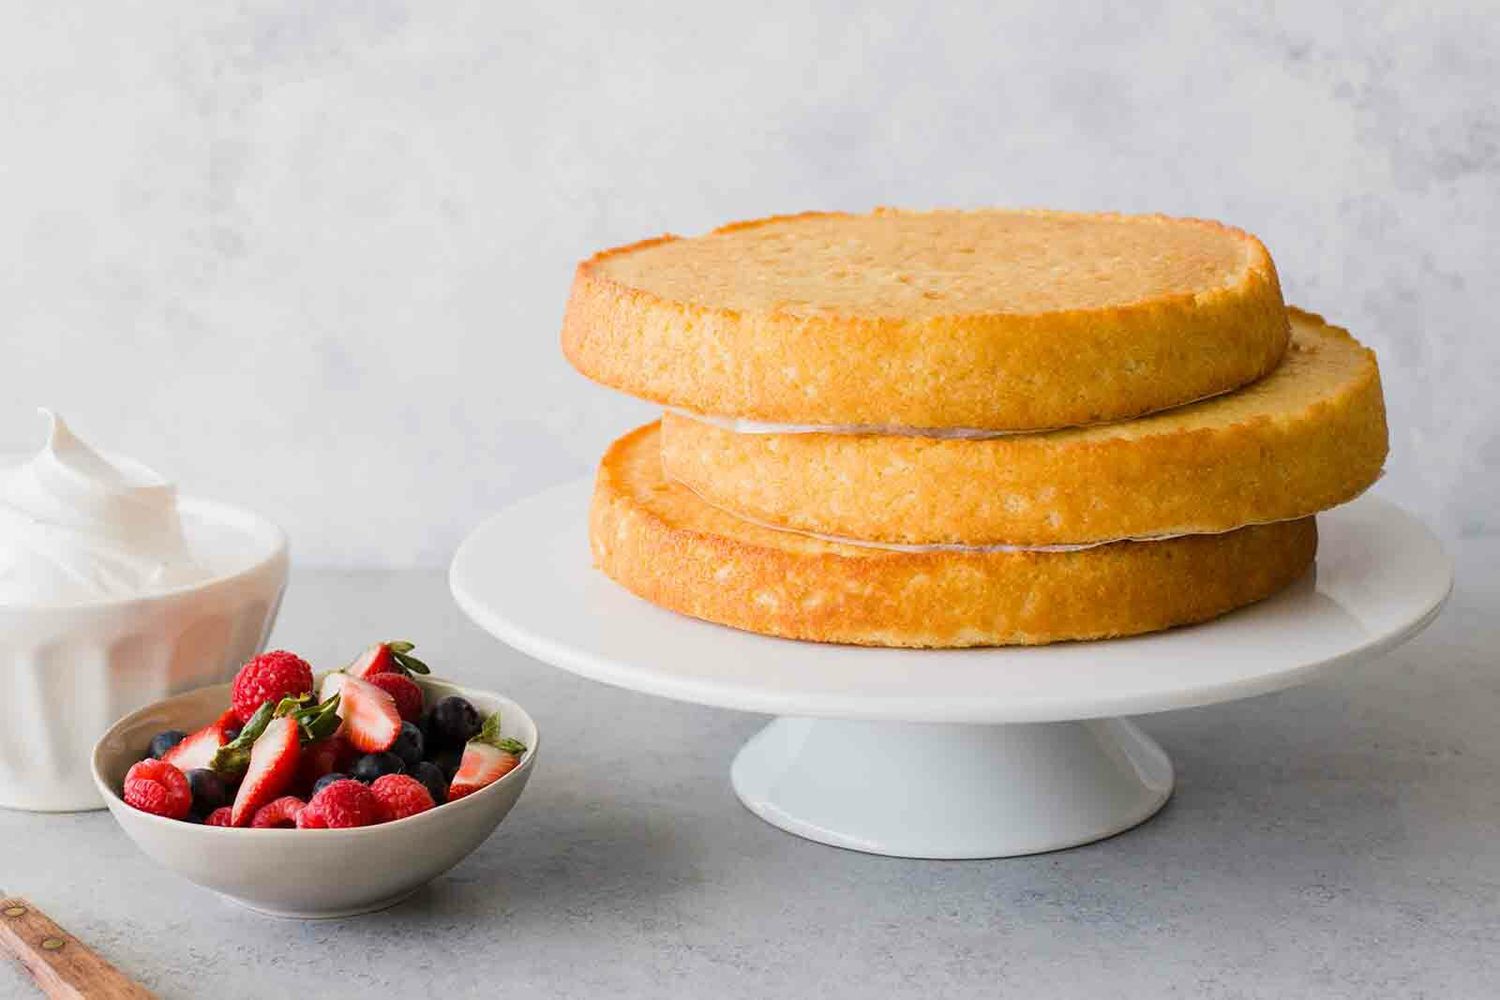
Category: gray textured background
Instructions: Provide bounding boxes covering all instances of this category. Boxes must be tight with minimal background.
[3,1,1495,566]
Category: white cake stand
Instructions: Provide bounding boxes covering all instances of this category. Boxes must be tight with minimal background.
[449,486,1451,859]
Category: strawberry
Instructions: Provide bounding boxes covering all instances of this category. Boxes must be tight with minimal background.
[318,671,346,704]
[346,643,396,680]
[162,709,237,773]
[325,673,402,753]
[293,737,345,797]
[209,693,340,778]
[332,734,362,773]
[347,640,430,680]
[448,743,520,801]
[368,672,424,723]
[447,712,527,802]
[229,715,301,827]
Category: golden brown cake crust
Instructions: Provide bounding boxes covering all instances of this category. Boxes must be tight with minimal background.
[591,423,1317,648]
[660,308,1386,546]
[562,209,1290,431]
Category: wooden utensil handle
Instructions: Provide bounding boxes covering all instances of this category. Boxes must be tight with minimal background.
[0,897,154,999]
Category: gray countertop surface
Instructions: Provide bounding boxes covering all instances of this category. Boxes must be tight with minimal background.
[2,549,1497,999]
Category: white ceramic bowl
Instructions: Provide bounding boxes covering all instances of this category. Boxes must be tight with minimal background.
[92,675,538,918]
[0,498,288,812]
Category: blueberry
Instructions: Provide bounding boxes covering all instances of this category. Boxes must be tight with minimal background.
[409,760,447,806]
[351,752,404,783]
[430,748,463,782]
[388,722,424,768]
[312,772,350,796]
[147,730,187,760]
[186,768,227,816]
[223,727,241,743]
[426,697,480,751]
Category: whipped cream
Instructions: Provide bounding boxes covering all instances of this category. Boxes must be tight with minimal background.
[0,411,210,604]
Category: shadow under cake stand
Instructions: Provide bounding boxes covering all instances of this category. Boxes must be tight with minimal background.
[450,487,1451,859]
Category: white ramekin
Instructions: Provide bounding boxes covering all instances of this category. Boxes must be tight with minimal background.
[0,497,288,811]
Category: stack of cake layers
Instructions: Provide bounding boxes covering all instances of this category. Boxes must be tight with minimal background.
[562,210,1387,648]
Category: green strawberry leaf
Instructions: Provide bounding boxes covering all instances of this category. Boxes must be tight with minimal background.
[294,694,342,743]
[389,649,430,675]
[208,700,275,776]
[210,747,251,777]
[209,694,341,775]
[471,711,526,755]
[271,694,311,718]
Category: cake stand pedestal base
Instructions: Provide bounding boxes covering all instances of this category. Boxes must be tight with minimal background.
[731,717,1173,858]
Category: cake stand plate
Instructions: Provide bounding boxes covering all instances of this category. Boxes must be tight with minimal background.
[450,485,1450,859]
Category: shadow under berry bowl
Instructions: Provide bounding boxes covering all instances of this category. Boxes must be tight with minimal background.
[91,674,538,918]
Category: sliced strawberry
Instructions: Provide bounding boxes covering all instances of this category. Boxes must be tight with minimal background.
[318,671,347,704]
[331,733,362,772]
[346,640,430,680]
[332,673,402,753]
[293,737,344,797]
[230,715,301,827]
[448,743,518,801]
[162,710,236,772]
[346,642,396,680]
[447,712,527,801]
[368,671,424,723]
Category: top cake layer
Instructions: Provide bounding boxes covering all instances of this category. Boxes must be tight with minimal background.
[562,209,1290,431]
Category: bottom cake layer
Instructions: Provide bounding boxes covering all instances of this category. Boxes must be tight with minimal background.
[589,423,1317,648]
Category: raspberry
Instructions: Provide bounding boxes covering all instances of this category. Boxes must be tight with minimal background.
[204,806,234,827]
[368,672,424,723]
[250,795,306,829]
[306,778,384,828]
[123,759,193,820]
[296,804,328,829]
[230,650,314,725]
[369,774,434,822]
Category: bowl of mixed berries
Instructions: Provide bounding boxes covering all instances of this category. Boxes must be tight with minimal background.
[91,641,537,918]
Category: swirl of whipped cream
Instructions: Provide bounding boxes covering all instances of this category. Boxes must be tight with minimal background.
[0,410,207,604]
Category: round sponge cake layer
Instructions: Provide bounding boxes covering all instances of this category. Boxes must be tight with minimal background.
[591,423,1317,648]
[563,209,1290,431]
[661,309,1385,547]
